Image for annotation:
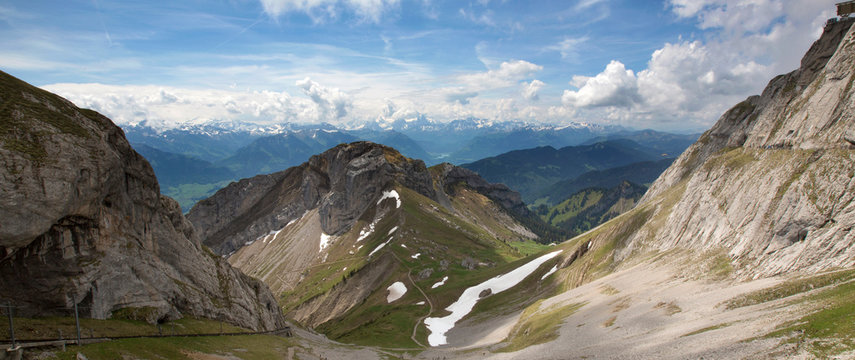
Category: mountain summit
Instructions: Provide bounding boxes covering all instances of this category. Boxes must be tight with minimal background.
[187,141,557,345]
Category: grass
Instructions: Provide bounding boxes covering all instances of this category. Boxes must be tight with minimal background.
[764,278,855,357]
[723,268,855,310]
[45,334,297,360]
[681,322,731,337]
[655,301,682,316]
[706,251,734,280]
[0,315,248,342]
[322,304,424,349]
[610,296,631,313]
[599,285,620,295]
[544,190,604,226]
[702,148,756,173]
[296,185,555,348]
[602,316,617,328]
[507,240,550,257]
[497,301,585,353]
[164,181,233,213]
[0,70,91,163]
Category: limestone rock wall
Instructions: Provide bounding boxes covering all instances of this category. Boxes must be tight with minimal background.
[0,71,285,330]
[627,19,855,277]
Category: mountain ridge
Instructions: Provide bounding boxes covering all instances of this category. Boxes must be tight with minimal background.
[0,70,285,330]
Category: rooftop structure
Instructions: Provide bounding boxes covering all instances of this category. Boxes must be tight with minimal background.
[839,1,855,17]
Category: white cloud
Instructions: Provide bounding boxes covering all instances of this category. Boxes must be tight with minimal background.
[522,80,545,101]
[42,83,317,130]
[562,60,639,108]
[457,60,543,91]
[459,8,496,27]
[259,0,400,23]
[575,0,608,11]
[296,77,353,119]
[558,0,836,129]
[546,36,588,60]
[446,91,478,105]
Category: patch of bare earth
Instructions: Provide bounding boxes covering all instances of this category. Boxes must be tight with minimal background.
[420,260,807,359]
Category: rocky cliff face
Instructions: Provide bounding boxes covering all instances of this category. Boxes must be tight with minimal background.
[188,142,534,255]
[622,18,855,277]
[0,71,285,330]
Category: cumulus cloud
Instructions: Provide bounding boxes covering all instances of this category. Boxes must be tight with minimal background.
[42,83,315,130]
[670,0,783,33]
[458,60,543,91]
[559,0,835,129]
[259,0,400,23]
[296,77,353,119]
[562,61,640,108]
[522,80,545,101]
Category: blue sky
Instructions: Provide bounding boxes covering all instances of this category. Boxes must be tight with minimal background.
[0,0,840,131]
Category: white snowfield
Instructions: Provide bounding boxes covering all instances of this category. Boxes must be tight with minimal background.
[387,281,407,303]
[368,237,393,257]
[388,226,399,235]
[319,233,332,253]
[423,250,562,346]
[411,253,421,259]
[377,190,402,208]
[431,276,449,289]
[541,265,558,280]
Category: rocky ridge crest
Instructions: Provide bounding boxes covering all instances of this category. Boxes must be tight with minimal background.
[188,141,533,255]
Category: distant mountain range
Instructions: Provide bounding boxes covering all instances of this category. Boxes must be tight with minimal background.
[460,138,690,204]
[531,158,675,207]
[122,120,698,211]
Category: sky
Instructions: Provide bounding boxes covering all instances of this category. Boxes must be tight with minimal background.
[0,0,840,132]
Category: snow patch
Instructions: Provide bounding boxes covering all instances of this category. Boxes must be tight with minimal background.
[431,276,448,289]
[319,233,332,253]
[400,244,407,248]
[357,217,382,242]
[388,226,399,235]
[377,190,401,208]
[386,281,407,303]
[541,265,558,280]
[368,237,393,257]
[262,211,307,244]
[411,253,421,259]
[424,250,562,346]
[416,301,425,305]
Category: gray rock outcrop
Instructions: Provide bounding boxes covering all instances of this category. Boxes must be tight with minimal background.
[621,18,855,277]
[0,71,285,330]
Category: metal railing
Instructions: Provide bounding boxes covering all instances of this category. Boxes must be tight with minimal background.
[1,301,291,350]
